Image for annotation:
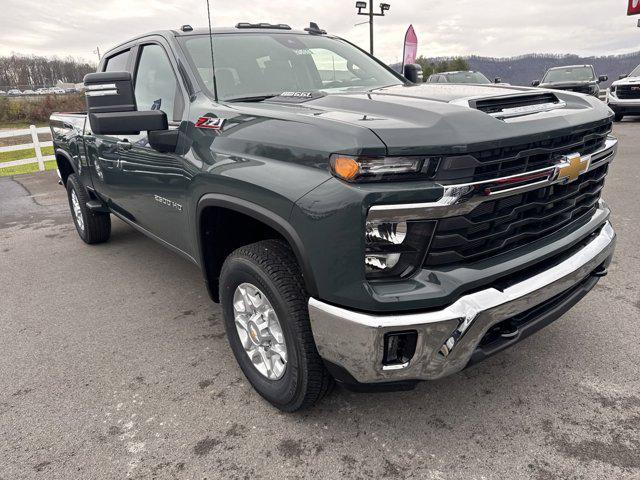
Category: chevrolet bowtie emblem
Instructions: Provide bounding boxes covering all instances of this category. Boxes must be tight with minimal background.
[554,153,591,184]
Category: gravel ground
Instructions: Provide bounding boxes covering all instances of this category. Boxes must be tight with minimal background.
[0,122,639,480]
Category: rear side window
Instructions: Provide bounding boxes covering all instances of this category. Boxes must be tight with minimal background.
[104,50,130,72]
[134,44,182,122]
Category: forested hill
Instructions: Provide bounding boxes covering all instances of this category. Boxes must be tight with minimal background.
[466,52,640,87]
[429,51,640,86]
[0,55,95,89]
[392,52,640,87]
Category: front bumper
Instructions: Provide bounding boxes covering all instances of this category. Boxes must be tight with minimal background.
[608,96,640,114]
[309,221,616,384]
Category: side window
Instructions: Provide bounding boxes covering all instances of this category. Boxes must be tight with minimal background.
[104,50,130,72]
[134,44,183,122]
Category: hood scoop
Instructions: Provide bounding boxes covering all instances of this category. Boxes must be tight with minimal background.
[467,92,566,120]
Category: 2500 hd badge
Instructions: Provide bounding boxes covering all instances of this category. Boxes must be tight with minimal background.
[50,22,617,411]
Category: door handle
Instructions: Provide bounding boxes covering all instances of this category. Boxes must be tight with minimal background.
[117,140,132,151]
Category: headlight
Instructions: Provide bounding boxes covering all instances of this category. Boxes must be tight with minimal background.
[330,154,439,182]
[365,219,436,279]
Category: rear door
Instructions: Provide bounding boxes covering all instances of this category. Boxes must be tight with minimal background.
[84,48,133,202]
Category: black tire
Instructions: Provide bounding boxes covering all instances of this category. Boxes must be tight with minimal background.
[614,113,624,122]
[219,239,333,411]
[66,174,111,244]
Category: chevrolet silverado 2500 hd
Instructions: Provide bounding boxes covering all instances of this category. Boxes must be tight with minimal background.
[533,65,608,98]
[608,64,640,121]
[50,23,617,411]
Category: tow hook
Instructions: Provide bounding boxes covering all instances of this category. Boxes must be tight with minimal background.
[593,265,609,278]
[498,322,519,339]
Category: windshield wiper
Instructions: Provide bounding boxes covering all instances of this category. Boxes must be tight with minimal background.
[225,94,282,103]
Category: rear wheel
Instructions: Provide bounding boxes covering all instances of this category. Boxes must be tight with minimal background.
[219,240,333,411]
[66,174,111,244]
[614,113,624,122]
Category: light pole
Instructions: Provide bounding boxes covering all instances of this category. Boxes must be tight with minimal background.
[355,2,391,56]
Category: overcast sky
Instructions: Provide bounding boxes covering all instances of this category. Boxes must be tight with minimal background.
[1,0,638,64]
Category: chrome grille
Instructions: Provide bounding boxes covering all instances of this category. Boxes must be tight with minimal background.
[423,164,608,267]
[434,120,612,184]
[616,85,640,99]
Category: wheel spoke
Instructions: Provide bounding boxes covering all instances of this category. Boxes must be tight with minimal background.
[270,343,287,363]
[258,348,272,377]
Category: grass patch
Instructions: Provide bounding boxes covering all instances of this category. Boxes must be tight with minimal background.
[0,160,57,177]
[0,146,54,164]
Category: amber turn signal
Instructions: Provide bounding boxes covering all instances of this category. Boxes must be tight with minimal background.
[331,156,360,181]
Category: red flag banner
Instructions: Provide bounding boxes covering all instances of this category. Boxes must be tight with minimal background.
[402,25,418,68]
[629,0,640,15]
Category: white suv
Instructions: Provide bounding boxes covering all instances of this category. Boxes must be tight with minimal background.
[608,64,640,122]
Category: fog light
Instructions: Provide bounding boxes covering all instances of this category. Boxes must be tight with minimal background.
[383,331,418,367]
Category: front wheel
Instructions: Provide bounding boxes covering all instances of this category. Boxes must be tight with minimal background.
[219,240,333,411]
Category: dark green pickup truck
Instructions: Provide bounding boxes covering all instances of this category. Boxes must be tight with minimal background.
[50,23,617,411]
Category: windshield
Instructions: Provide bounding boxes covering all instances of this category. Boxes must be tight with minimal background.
[179,33,403,101]
[543,66,595,83]
[629,64,640,78]
[445,72,491,84]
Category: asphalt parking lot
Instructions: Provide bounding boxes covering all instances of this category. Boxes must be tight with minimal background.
[1,121,639,480]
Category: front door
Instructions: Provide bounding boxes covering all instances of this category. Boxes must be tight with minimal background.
[104,40,195,255]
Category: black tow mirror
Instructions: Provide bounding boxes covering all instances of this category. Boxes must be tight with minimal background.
[84,71,168,136]
[598,75,608,83]
[531,80,541,87]
[494,77,502,84]
[403,64,423,84]
[619,74,628,80]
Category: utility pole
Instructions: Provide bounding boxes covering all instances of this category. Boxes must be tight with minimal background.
[355,2,391,56]
[93,46,101,62]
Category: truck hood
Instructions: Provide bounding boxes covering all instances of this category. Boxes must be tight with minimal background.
[611,76,640,87]
[539,80,597,88]
[238,83,612,156]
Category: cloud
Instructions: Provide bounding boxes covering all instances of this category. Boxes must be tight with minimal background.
[0,0,638,63]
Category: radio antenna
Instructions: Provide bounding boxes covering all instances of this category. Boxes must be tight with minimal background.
[206,0,219,101]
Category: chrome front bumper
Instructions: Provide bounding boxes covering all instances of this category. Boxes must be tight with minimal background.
[308,221,616,384]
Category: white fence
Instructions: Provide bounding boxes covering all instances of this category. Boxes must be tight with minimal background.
[0,126,54,171]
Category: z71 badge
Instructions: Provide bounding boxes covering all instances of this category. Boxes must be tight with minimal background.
[195,116,225,130]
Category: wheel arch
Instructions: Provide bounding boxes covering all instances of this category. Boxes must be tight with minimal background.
[196,194,318,302]
[55,148,77,186]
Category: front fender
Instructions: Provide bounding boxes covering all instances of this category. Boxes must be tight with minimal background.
[196,193,319,298]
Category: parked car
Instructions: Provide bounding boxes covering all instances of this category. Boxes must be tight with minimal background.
[51,23,617,411]
[607,64,640,122]
[532,65,607,97]
[7,89,22,96]
[51,87,66,94]
[22,89,36,95]
[36,87,52,95]
[0,90,6,96]
[426,71,506,85]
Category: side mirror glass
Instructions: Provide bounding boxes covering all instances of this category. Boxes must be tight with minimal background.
[403,64,423,84]
[598,75,608,83]
[84,71,168,136]
[531,80,541,87]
